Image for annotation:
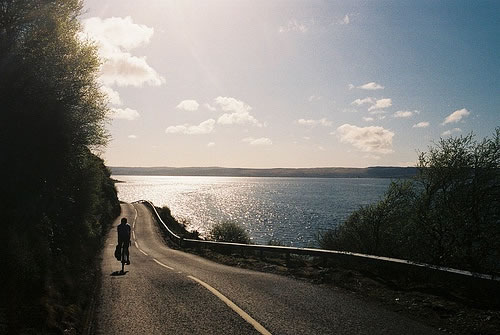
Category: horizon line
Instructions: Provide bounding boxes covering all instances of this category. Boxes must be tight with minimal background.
[109,165,417,169]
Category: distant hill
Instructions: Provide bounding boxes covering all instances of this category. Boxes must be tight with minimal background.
[110,166,418,179]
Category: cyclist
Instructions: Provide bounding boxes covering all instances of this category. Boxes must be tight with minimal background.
[117,217,131,272]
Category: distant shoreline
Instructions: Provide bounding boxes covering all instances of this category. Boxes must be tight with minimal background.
[110,166,417,179]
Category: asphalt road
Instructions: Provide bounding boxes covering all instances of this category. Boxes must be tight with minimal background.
[93,203,440,335]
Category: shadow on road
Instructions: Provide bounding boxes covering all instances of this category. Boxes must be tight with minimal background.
[111,270,129,276]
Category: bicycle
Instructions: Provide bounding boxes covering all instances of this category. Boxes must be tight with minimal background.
[120,241,131,273]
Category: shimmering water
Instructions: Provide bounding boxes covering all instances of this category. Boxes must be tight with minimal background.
[114,176,392,247]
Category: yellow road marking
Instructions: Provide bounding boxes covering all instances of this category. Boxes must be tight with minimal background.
[187,276,272,335]
[153,258,175,270]
[131,203,270,334]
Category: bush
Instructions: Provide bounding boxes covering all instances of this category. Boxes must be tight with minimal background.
[319,180,416,257]
[155,206,199,239]
[209,222,251,244]
[320,129,500,273]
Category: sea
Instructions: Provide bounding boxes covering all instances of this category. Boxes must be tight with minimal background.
[114,175,393,248]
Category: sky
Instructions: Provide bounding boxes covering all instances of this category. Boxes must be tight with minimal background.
[81,0,500,168]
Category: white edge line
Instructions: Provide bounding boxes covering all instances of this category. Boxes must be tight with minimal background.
[187,275,272,335]
[130,205,149,256]
[153,258,174,270]
[132,204,138,229]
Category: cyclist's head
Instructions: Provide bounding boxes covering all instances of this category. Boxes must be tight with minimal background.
[121,217,127,224]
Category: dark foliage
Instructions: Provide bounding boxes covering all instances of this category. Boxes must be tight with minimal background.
[0,0,120,333]
[209,221,251,244]
[155,206,200,239]
[320,129,500,274]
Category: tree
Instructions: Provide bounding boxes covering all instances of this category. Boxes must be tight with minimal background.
[0,1,120,332]
[320,129,500,273]
[319,180,417,258]
[413,129,500,271]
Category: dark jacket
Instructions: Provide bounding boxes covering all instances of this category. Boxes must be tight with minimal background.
[117,222,131,244]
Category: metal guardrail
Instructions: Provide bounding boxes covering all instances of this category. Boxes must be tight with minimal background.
[140,200,499,283]
[144,200,182,243]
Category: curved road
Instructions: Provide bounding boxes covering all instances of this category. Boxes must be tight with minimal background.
[93,203,439,334]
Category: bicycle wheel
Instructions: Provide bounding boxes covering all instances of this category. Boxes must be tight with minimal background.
[120,243,125,272]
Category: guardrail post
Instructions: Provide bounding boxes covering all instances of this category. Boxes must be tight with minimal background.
[286,252,291,266]
[179,237,183,248]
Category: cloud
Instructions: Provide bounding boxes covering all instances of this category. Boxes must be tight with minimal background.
[358,82,384,90]
[352,97,392,113]
[398,161,417,167]
[279,19,310,33]
[442,128,461,136]
[109,107,140,120]
[81,16,164,87]
[99,50,164,87]
[242,137,273,146]
[165,119,215,135]
[128,135,137,139]
[296,118,332,127]
[101,85,122,105]
[393,110,418,118]
[204,103,216,111]
[350,82,384,91]
[368,110,388,115]
[363,117,374,122]
[413,121,430,128]
[308,95,322,102]
[339,14,350,25]
[176,100,199,112]
[215,97,262,126]
[351,97,374,106]
[296,119,316,126]
[336,124,394,154]
[82,16,154,51]
[442,108,470,125]
[215,96,250,113]
[368,98,392,111]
